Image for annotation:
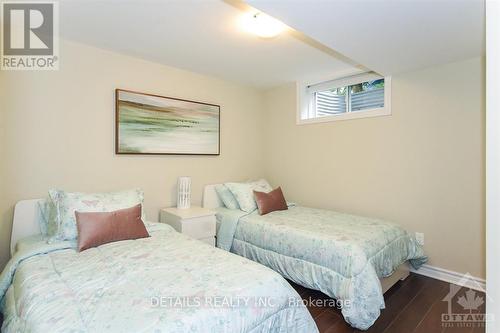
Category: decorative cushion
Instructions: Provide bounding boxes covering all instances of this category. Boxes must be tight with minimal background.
[214,184,240,210]
[49,188,145,241]
[75,204,149,252]
[225,179,273,213]
[254,187,288,215]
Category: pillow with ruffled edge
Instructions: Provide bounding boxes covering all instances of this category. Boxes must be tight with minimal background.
[214,184,240,210]
[225,179,273,213]
[49,188,146,241]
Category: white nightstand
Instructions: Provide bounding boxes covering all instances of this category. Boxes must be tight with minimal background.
[160,206,216,246]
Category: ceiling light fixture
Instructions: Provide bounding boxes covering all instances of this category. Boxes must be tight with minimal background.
[241,12,286,38]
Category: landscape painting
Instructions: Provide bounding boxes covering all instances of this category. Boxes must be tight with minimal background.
[116,89,220,155]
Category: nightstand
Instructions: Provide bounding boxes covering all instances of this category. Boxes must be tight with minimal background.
[160,206,216,246]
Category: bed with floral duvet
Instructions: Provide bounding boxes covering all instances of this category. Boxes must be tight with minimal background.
[215,205,428,330]
[0,222,317,333]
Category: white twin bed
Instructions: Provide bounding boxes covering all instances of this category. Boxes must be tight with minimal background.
[202,183,425,330]
[1,198,317,333]
[202,184,412,293]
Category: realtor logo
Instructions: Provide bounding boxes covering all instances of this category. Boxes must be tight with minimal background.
[1,1,59,70]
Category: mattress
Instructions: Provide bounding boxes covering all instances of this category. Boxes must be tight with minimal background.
[0,222,317,333]
[215,205,427,329]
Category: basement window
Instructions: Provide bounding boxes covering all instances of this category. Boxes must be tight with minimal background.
[297,73,391,124]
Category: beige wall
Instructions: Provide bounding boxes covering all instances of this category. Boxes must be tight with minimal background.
[0,40,265,269]
[0,42,485,279]
[263,57,485,278]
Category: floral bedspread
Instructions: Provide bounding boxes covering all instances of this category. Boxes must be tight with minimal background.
[0,222,317,333]
[216,206,427,329]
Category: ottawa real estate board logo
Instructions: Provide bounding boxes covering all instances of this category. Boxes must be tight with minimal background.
[1,1,59,70]
[441,273,493,329]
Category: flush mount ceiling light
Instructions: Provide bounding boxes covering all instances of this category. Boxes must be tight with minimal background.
[241,12,287,38]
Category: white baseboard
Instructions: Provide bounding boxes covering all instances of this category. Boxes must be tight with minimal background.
[410,264,486,291]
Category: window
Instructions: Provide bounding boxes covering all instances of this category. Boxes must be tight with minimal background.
[298,73,391,124]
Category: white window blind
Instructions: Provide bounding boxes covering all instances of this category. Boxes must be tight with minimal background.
[351,87,384,111]
[315,90,347,116]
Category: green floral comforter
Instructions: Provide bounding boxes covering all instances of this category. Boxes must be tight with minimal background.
[0,222,317,333]
[216,206,427,330]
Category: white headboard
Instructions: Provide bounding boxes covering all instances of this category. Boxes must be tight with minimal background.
[10,191,222,254]
[202,184,224,209]
[11,199,43,255]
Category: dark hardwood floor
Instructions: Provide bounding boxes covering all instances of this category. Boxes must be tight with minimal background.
[290,273,486,333]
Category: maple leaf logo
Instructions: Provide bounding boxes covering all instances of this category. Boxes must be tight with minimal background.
[457,289,484,312]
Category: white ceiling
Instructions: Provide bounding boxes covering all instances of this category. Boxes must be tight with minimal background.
[59,0,355,89]
[60,0,485,88]
[247,0,485,75]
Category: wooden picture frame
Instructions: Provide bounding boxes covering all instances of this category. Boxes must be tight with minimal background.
[115,89,220,155]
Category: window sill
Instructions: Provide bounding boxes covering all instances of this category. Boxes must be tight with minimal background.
[296,107,391,125]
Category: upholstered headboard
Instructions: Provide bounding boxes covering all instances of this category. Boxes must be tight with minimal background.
[11,199,43,255]
[202,184,224,209]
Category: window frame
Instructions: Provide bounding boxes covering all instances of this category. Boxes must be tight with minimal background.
[297,72,392,125]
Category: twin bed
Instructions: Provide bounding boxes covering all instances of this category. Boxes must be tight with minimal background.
[0,183,426,332]
[203,184,427,330]
[0,199,317,332]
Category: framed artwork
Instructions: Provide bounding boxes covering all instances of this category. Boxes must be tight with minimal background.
[115,89,220,155]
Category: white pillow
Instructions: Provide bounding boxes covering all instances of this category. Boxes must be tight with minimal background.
[225,179,273,213]
[214,184,240,210]
[49,189,145,241]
